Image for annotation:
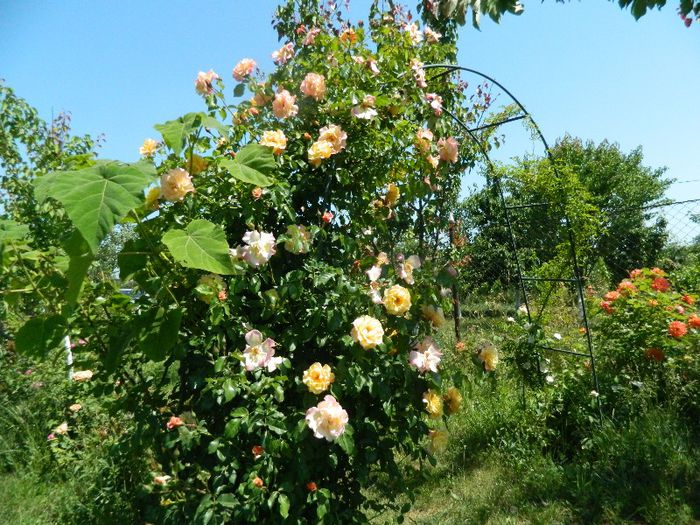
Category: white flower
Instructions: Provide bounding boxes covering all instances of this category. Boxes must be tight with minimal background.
[553,332,562,341]
[590,390,600,398]
[397,255,421,285]
[366,265,382,282]
[545,375,555,384]
[237,231,276,267]
[517,304,528,316]
[305,395,348,441]
[403,22,423,44]
[506,316,516,323]
[368,282,383,304]
[351,95,378,120]
[408,337,442,373]
[423,26,442,43]
[241,330,281,372]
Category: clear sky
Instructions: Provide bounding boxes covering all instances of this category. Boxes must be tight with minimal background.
[1,0,698,203]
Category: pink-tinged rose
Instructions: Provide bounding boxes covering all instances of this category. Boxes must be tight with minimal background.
[366,58,380,75]
[259,130,287,154]
[409,337,443,373]
[47,433,56,441]
[426,93,443,116]
[253,476,264,488]
[669,321,687,338]
[305,395,349,441]
[426,155,439,169]
[351,95,378,120]
[54,422,69,435]
[303,27,321,45]
[438,137,459,163]
[272,43,295,65]
[629,268,643,279]
[72,370,93,382]
[160,168,194,202]
[397,255,421,285]
[403,22,423,44]
[410,58,427,89]
[194,70,219,95]
[69,403,82,412]
[368,281,383,304]
[318,124,347,153]
[272,89,298,119]
[300,73,326,101]
[167,416,184,430]
[153,475,172,486]
[241,329,282,372]
[321,211,334,224]
[415,128,433,154]
[235,230,276,267]
[232,58,256,82]
[424,26,442,43]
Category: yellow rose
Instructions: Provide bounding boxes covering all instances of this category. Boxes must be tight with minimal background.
[427,429,449,454]
[139,138,159,157]
[160,168,194,202]
[260,130,287,155]
[303,362,335,394]
[443,387,462,415]
[308,140,334,167]
[384,285,411,316]
[422,305,446,328]
[479,345,499,372]
[385,183,400,207]
[350,315,384,350]
[423,389,443,418]
[144,187,161,210]
[187,154,208,175]
[318,124,347,154]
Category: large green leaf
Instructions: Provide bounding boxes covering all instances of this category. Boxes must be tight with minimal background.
[63,231,94,306]
[220,144,276,187]
[15,315,66,359]
[118,237,150,281]
[0,219,29,246]
[162,219,235,274]
[34,162,153,254]
[154,113,226,156]
[140,306,183,361]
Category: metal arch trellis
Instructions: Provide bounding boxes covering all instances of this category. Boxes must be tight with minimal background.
[423,63,602,407]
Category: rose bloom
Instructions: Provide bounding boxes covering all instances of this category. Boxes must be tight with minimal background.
[427,429,449,454]
[423,390,443,418]
[366,58,380,75]
[217,289,228,301]
[478,345,499,372]
[272,42,294,65]
[252,445,264,459]
[339,28,358,44]
[69,403,82,413]
[368,281,383,304]
[409,337,442,374]
[54,422,69,435]
[351,95,378,120]
[272,89,298,119]
[308,140,334,167]
[366,265,382,282]
[645,348,665,362]
[426,93,443,116]
[305,395,349,441]
[630,268,643,279]
[318,124,347,154]
[397,254,421,285]
[306,482,318,492]
[603,290,621,301]
[251,187,263,200]
[688,314,700,329]
[384,284,412,316]
[139,138,158,157]
[669,321,688,338]
[350,315,384,349]
[426,155,439,169]
[410,58,427,89]
[403,22,423,44]
[424,26,442,43]
[617,280,637,294]
[259,130,287,155]
[444,386,462,415]
[194,69,219,95]
[415,128,433,154]
[160,168,194,202]
[303,27,321,45]
[241,329,282,372]
[303,362,335,394]
[300,72,326,101]
[651,277,671,292]
[239,230,277,267]
[167,416,184,430]
[438,137,459,163]
[153,475,172,486]
[232,58,256,82]
[651,267,666,276]
[251,91,271,107]
[72,370,93,382]
[600,300,613,314]
[322,211,334,224]
[376,252,389,266]
[681,294,695,305]
[253,476,265,488]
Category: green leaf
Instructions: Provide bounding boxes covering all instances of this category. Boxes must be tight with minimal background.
[118,237,150,280]
[336,424,355,455]
[278,493,290,518]
[233,84,245,97]
[220,144,276,187]
[217,493,237,509]
[162,219,236,274]
[0,219,29,246]
[140,306,183,361]
[222,378,236,402]
[15,315,66,359]
[154,113,199,156]
[63,231,94,306]
[224,419,241,438]
[34,162,153,254]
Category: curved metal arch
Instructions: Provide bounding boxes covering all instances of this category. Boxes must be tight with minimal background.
[423,64,601,401]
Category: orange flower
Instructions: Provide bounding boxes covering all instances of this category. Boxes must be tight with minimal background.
[579,327,588,334]
[339,28,358,44]
[650,267,665,276]
[645,348,664,362]
[617,280,637,294]
[252,187,263,200]
[603,291,621,301]
[651,277,670,292]
[253,476,264,488]
[629,268,643,279]
[688,315,700,329]
[217,290,228,301]
[167,416,184,430]
[669,321,687,338]
[681,295,695,305]
[306,482,318,492]
[648,299,659,307]
[600,300,613,314]
[252,445,264,458]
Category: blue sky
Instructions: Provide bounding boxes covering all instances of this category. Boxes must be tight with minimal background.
[1,0,698,202]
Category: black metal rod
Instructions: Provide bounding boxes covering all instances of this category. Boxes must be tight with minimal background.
[522,276,580,283]
[538,345,590,358]
[505,202,550,210]
[468,114,527,133]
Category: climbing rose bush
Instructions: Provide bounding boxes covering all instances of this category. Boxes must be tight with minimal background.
[7,1,504,522]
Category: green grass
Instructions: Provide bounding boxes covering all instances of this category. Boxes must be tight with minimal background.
[0,473,72,525]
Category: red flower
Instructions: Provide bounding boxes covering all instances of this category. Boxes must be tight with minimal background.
[167,416,184,430]
[600,300,613,314]
[689,315,700,329]
[604,291,621,301]
[645,348,665,362]
[681,295,695,305]
[322,211,334,224]
[651,277,670,292]
[669,321,688,338]
[251,445,264,458]
[617,280,637,294]
[306,482,318,492]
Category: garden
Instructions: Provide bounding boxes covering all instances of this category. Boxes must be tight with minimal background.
[1,1,699,523]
